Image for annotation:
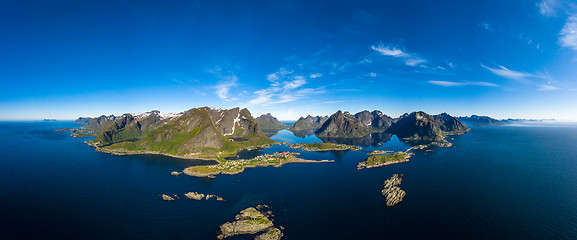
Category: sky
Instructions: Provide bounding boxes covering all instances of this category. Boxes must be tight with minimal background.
[1,0,576,120]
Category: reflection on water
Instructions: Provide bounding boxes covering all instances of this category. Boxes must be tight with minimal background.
[273,129,410,150]
[319,132,393,147]
[270,129,323,144]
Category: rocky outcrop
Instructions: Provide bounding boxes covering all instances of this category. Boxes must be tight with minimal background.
[161,194,175,201]
[218,206,275,239]
[382,174,405,206]
[255,227,283,240]
[289,115,328,131]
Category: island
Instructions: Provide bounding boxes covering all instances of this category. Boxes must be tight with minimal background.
[218,205,283,240]
[357,150,413,170]
[288,142,362,151]
[382,174,405,206]
[182,152,333,178]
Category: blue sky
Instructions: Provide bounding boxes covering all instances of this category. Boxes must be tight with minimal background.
[1,0,576,120]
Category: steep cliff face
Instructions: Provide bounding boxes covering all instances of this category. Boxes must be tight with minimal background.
[289,115,328,130]
[83,107,272,155]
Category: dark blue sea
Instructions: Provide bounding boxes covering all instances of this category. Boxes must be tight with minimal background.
[1,121,577,239]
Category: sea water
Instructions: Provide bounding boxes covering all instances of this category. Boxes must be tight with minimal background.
[1,121,577,239]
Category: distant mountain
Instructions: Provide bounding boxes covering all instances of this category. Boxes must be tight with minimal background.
[387,111,469,142]
[315,110,392,138]
[255,113,288,135]
[457,115,503,127]
[315,110,468,142]
[289,115,328,131]
[80,107,273,157]
[43,119,57,122]
[434,113,470,134]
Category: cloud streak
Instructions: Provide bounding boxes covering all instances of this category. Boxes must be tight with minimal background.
[481,64,537,82]
[429,80,498,87]
[560,15,577,50]
[371,42,427,67]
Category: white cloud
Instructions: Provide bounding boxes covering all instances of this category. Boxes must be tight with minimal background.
[560,16,577,50]
[322,100,345,104]
[429,80,498,87]
[309,73,323,78]
[248,69,323,106]
[371,42,427,67]
[213,72,239,102]
[481,64,537,82]
[537,0,561,16]
[371,44,408,57]
[540,85,561,90]
[366,72,377,77]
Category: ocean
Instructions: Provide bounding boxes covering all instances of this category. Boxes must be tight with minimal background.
[1,121,576,239]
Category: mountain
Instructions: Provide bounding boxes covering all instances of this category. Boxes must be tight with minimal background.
[434,113,470,134]
[315,110,393,138]
[457,115,503,126]
[82,107,273,158]
[255,113,288,135]
[289,115,328,131]
[386,111,468,142]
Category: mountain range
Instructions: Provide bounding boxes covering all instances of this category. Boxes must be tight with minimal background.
[75,107,472,158]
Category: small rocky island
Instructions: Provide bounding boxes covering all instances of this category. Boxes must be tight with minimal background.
[184,192,225,201]
[183,152,332,178]
[382,174,405,206]
[218,205,282,240]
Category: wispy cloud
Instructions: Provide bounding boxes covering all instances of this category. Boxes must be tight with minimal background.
[371,42,427,67]
[481,64,537,82]
[540,85,561,91]
[211,69,239,102]
[560,15,577,51]
[249,68,324,106]
[429,80,498,87]
[537,0,562,16]
[322,100,345,104]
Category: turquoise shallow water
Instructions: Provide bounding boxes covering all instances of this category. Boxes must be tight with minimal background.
[1,121,577,239]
